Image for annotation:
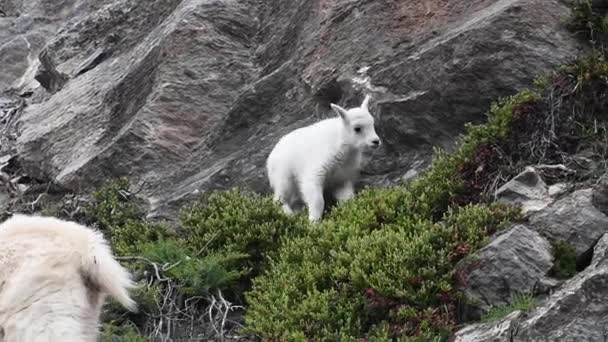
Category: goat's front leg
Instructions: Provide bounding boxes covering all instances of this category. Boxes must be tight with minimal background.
[300,176,325,223]
[334,181,355,203]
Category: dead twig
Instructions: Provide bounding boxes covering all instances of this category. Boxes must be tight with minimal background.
[115,256,169,282]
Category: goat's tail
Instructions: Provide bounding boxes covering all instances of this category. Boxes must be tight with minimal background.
[82,229,137,312]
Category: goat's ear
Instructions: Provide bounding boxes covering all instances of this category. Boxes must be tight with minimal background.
[330,103,348,121]
[361,94,371,110]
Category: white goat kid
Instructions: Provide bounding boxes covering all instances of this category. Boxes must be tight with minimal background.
[0,214,137,342]
[266,94,381,223]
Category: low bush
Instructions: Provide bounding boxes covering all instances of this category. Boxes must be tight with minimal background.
[550,240,578,279]
[140,239,248,296]
[481,293,536,322]
[101,321,147,342]
[245,202,520,340]
[567,0,608,45]
[180,188,309,280]
[85,177,170,256]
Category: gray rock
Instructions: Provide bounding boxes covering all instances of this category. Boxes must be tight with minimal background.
[3,0,583,220]
[529,188,608,263]
[591,173,608,215]
[456,224,554,320]
[34,49,67,93]
[75,48,112,76]
[451,311,521,342]
[453,233,608,342]
[0,0,106,93]
[495,167,551,215]
[548,183,568,198]
[531,277,561,296]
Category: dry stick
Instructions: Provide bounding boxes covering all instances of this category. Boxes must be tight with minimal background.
[208,296,221,338]
[218,289,243,340]
[30,193,44,211]
[116,256,169,282]
[0,171,19,195]
[533,164,576,174]
[2,100,24,134]
[132,180,148,195]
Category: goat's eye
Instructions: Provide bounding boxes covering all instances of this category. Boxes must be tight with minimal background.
[354,126,362,133]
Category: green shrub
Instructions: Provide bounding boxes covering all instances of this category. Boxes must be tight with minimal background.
[140,239,248,295]
[244,201,520,340]
[85,177,170,256]
[561,51,608,91]
[481,293,536,322]
[551,240,578,278]
[181,188,309,278]
[567,0,608,42]
[101,322,147,342]
[85,177,142,229]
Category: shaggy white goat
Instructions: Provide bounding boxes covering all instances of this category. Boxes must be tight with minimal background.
[0,214,137,342]
[266,94,381,222]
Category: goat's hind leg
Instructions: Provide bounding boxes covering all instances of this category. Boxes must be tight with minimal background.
[271,175,296,216]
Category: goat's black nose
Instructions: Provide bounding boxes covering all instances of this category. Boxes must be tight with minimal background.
[372,139,380,146]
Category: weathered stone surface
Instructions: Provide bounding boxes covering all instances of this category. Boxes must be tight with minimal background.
[548,183,568,198]
[0,0,107,93]
[451,311,521,342]
[531,276,561,297]
[592,173,608,215]
[456,224,554,320]
[453,233,608,342]
[495,167,551,215]
[529,188,608,263]
[34,49,67,93]
[2,0,584,220]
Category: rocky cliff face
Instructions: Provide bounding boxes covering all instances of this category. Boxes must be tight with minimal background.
[0,0,583,220]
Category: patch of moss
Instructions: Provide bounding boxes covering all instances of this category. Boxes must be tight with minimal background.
[550,240,578,279]
[481,293,536,323]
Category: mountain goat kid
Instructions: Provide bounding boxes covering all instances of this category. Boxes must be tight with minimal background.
[266,94,381,223]
[0,214,137,341]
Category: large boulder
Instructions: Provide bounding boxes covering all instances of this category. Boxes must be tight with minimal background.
[452,233,608,341]
[456,224,554,321]
[4,0,584,219]
[529,188,608,264]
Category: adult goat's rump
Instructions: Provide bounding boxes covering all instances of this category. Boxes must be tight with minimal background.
[0,214,136,341]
